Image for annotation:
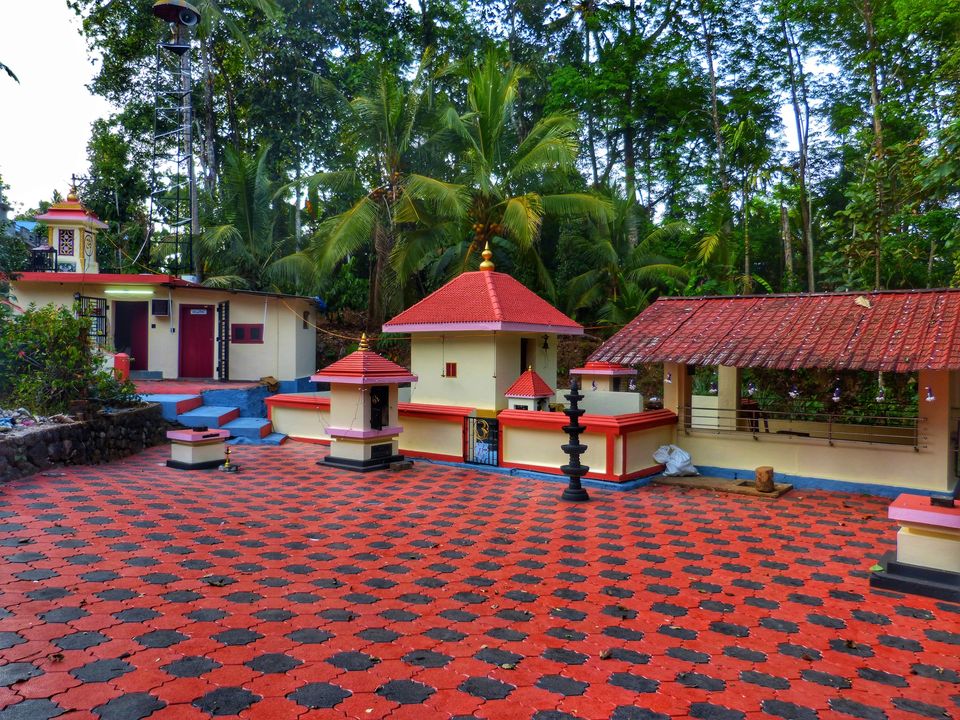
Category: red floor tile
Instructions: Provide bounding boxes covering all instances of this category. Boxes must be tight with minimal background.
[0,442,956,720]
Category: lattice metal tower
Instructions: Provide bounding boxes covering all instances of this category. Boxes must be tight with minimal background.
[145,0,201,278]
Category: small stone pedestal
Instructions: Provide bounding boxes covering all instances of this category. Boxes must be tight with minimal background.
[166,428,230,470]
[870,493,960,602]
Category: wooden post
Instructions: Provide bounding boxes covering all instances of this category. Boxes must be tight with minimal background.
[756,466,775,493]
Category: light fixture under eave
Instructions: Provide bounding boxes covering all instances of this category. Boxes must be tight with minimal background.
[925,386,936,402]
[542,334,550,351]
[104,288,155,297]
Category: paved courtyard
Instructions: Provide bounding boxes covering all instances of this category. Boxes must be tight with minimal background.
[0,443,958,720]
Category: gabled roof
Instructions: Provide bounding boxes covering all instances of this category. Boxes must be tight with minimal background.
[570,361,637,377]
[312,349,417,385]
[505,368,554,398]
[34,192,108,230]
[383,271,583,335]
[589,289,960,372]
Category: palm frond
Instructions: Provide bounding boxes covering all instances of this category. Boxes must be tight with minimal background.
[201,274,250,289]
[696,232,723,264]
[314,196,379,271]
[629,263,690,286]
[540,193,611,224]
[500,194,544,250]
[508,114,579,179]
[403,174,469,220]
[263,252,320,293]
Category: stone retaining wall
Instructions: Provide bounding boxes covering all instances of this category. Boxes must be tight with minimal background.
[0,404,166,483]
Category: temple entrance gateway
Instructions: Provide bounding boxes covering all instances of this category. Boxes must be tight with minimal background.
[465,416,499,466]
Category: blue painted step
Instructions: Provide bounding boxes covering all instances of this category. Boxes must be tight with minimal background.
[227,432,287,446]
[177,406,240,429]
[222,417,272,440]
[141,394,203,422]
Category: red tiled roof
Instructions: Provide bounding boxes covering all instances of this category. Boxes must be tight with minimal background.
[504,368,554,398]
[570,361,637,377]
[311,350,417,384]
[383,271,582,334]
[35,196,108,229]
[589,289,960,372]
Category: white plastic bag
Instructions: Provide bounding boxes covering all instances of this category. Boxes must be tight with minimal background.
[653,444,699,477]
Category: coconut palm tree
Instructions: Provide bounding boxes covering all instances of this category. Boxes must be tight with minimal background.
[564,196,689,323]
[305,54,466,326]
[196,145,314,292]
[423,48,610,299]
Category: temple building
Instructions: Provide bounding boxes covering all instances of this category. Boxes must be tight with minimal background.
[382,244,582,414]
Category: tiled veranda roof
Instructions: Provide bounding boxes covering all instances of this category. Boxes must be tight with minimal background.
[590,289,960,372]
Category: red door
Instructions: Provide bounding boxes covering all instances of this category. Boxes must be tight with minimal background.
[179,304,215,378]
[113,301,149,371]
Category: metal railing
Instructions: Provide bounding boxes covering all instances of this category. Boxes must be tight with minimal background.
[679,404,922,449]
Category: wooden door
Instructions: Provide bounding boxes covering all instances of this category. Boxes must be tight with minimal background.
[178,304,215,378]
[114,301,149,371]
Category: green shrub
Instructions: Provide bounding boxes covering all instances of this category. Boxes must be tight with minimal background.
[0,304,139,415]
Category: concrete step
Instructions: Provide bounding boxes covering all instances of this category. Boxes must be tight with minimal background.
[177,406,240,429]
[227,432,288,446]
[223,417,272,440]
[141,394,203,422]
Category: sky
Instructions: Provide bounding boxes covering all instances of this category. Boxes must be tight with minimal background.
[0,0,115,213]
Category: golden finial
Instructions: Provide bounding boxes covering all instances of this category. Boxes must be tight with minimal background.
[358,333,370,351]
[67,174,79,202]
[479,241,494,271]
[528,365,533,372]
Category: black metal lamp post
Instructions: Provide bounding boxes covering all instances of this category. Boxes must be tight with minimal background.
[561,378,590,502]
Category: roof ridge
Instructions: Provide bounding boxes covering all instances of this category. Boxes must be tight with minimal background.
[485,271,503,321]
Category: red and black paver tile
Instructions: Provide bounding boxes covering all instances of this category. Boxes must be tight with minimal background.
[0,443,958,719]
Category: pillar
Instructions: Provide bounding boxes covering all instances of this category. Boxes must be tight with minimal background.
[918,369,953,493]
[717,365,741,431]
[662,362,693,429]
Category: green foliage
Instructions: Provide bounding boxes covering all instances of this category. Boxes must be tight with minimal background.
[0,305,139,415]
[67,0,960,331]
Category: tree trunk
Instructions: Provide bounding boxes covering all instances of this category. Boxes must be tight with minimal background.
[584,25,599,187]
[624,0,638,243]
[742,183,752,293]
[864,0,884,290]
[781,17,814,292]
[696,0,729,195]
[781,201,794,289]
[202,35,216,194]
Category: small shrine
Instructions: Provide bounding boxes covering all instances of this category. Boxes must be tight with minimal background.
[570,361,637,392]
[311,334,417,472]
[33,184,107,273]
[504,367,554,411]
[382,242,582,413]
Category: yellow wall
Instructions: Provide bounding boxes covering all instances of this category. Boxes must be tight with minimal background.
[270,402,331,442]
[10,280,315,381]
[625,424,675,474]
[399,416,464,459]
[409,332,558,412]
[677,369,953,492]
[661,363,955,492]
[502,424,609,475]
